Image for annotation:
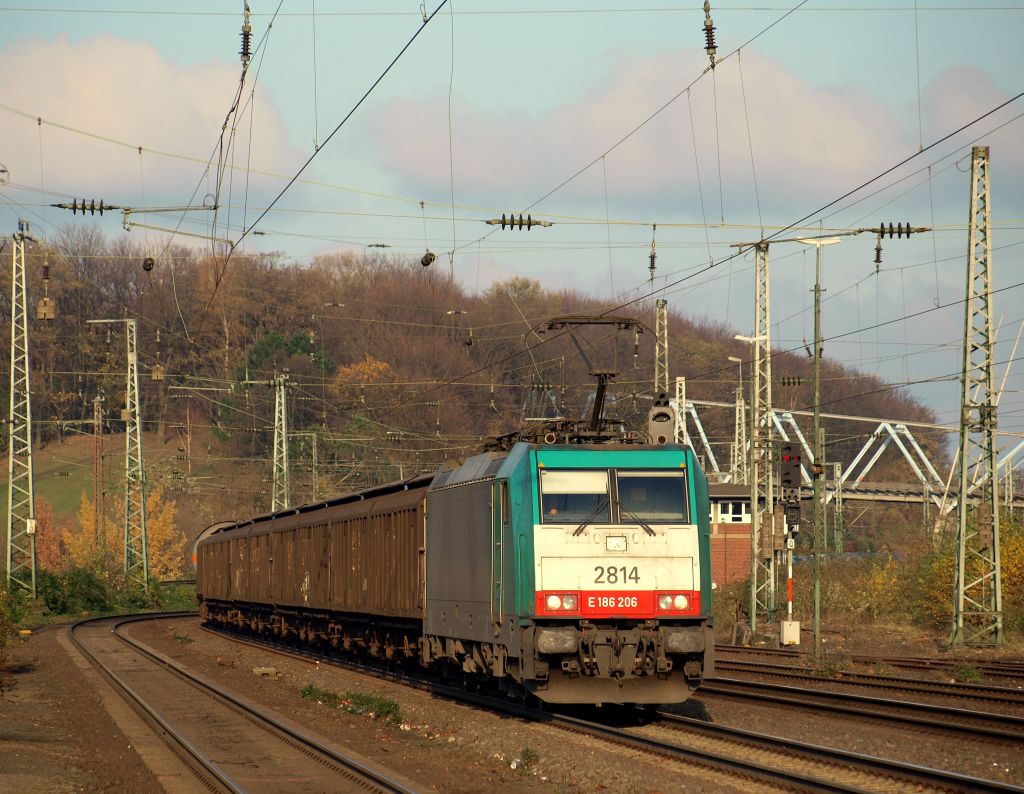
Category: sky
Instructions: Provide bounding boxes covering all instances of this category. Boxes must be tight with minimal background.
[1,1,1023,462]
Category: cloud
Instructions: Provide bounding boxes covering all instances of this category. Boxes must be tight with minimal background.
[922,66,1023,171]
[0,35,301,208]
[364,48,910,213]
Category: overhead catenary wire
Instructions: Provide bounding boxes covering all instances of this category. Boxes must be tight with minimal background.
[363,92,1024,423]
[14,0,1024,450]
[686,89,714,268]
[2,6,1022,17]
[607,91,1024,323]
[205,0,450,317]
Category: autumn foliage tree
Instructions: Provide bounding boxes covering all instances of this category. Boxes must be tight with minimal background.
[33,497,66,571]
[146,485,187,580]
[63,491,118,573]
[61,486,186,581]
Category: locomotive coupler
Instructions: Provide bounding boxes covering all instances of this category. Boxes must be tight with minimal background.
[580,623,598,675]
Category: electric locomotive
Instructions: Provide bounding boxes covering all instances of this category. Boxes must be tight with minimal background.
[197,424,713,705]
[424,434,713,704]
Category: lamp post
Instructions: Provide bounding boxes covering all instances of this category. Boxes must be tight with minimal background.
[727,354,743,385]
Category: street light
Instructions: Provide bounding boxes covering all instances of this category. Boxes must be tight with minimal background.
[727,354,743,382]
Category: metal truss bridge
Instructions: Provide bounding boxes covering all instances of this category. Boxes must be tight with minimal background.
[673,397,1024,515]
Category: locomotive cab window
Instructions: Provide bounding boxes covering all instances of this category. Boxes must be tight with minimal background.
[540,469,610,523]
[616,471,689,523]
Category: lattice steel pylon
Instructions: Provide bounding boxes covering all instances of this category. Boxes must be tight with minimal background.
[272,374,290,512]
[674,376,689,446]
[88,318,148,589]
[6,221,37,596]
[952,145,1002,647]
[654,299,669,394]
[732,387,748,485]
[749,241,776,629]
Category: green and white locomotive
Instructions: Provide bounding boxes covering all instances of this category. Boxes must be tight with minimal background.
[422,437,714,704]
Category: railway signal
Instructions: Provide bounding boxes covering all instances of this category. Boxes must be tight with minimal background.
[779,443,801,493]
[784,500,801,531]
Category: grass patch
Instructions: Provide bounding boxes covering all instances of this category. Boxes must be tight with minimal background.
[952,663,981,683]
[519,747,539,769]
[301,683,342,708]
[173,633,193,644]
[300,684,402,723]
[812,653,850,679]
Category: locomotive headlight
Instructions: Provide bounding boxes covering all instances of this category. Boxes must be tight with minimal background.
[562,594,578,611]
[658,594,673,610]
[673,594,689,610]
[546,594,562,610]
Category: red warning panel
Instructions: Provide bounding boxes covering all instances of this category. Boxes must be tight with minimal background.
[580,591,653,617]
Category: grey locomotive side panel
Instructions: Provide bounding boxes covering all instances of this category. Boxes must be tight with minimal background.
[424,481,493,642]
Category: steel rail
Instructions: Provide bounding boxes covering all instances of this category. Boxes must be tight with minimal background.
[113,614,420,794]
[69,613,238,794]
[205,621,1020,793]
[650,711,1024,794]
[701,678,1024,742]
[716,643,1024,679]
[73,613,419,794]
[716,659,1024,704]
[203,624,853,791]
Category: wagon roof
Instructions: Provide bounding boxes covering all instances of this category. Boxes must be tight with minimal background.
[203,472,435,539]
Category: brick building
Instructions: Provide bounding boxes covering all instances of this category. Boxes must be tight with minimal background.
[708,484,752,586]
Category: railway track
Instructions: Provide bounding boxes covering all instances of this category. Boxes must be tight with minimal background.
[637,711,1023,794]
[202,620,1023,793]
[716,658,1024,708]
[69,613,420,794]
[717,644,1024,681]
[699,677,1024,743]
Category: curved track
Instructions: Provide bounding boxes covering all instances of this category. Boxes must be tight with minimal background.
[69,613,420,794]
[204,621,1023,793]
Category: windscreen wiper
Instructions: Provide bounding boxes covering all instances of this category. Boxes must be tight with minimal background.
[618,505,657,537]
[572,497,609,537]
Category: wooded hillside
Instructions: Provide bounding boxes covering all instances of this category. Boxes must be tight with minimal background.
[9,228,944,518]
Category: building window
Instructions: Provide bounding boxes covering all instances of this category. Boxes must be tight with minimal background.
[718,501,750,523]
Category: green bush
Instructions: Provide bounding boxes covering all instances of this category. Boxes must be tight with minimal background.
[32,567,196,618]
[38,567,113,615]
[146,582,198,611]
[0,588,31,628]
